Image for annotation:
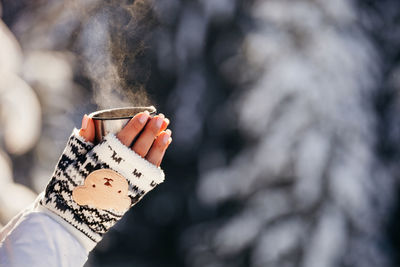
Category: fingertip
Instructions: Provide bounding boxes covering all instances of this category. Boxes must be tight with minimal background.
[164,118,170,127]
[158,118,170,135]
[79,114,95,143]
[86,117,95,143]
[160,131,170,144]
[136,111,150,124]
[81,114,89,129]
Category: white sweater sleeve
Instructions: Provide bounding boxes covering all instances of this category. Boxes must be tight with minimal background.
[0,202,88,267]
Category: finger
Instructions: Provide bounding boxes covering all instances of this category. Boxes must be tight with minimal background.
[79,114,95,143]
[158,117,170,135]
[146,129,172,166]
[116,111,150,146]
[131,114,165,157]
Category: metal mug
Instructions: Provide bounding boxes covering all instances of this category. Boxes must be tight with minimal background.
[89,106,157,144]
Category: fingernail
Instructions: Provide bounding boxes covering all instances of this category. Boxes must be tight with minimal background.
[167,137,173,145]
[159,113,165,119]
[162,133,170,144]
[81,114,89,130]
[138,113,148,124]
[156,116,164,128]
[144,110,150,116]
[162,129,172,144]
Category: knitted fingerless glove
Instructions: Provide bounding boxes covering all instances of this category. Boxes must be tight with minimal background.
[38,128,164,250]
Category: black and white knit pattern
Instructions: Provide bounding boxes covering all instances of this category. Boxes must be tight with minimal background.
[40,129,165,244]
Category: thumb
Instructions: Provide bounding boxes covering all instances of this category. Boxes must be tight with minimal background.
[79,114,95,143]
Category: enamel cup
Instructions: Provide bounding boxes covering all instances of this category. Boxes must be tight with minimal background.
[89,106,156,144]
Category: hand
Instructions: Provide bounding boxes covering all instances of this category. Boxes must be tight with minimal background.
[41,112,169,246]
[78,111,172,167]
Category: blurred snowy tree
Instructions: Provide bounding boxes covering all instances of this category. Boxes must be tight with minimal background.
[188,0,397,267]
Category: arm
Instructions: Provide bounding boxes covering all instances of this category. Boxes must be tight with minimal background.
[0,112,172,266]
[0,203,88,267]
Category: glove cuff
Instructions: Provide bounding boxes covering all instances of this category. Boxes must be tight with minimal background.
[96,133,165,193]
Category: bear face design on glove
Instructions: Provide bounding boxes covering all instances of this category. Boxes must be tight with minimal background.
[72,169,131,212]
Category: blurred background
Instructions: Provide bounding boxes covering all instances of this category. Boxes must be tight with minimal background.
[0,0,400,266]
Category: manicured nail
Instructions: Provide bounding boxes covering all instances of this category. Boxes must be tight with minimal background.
[144,110,150,116]
[159,113,165,119]
[156,116,164,128]
[138,113,148,124]
[167,137,173,145]
[81,114,89,130]
[162,133,170,144]
[162,130,171,144]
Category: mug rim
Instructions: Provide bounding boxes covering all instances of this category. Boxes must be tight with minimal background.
[89,106,157,120]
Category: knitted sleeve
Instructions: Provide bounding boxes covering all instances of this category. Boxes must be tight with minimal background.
[39,128,165,249]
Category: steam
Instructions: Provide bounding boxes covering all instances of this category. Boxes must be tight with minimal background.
[78,1,153,109]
